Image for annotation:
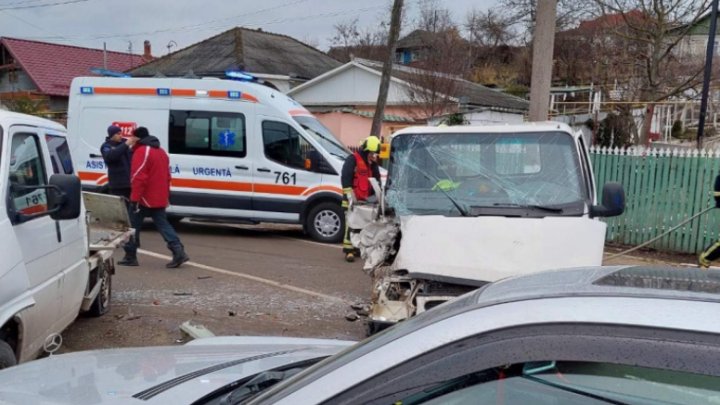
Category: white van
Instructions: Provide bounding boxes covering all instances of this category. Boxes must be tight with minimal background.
[0,110,131,368]
[67,76,350,242]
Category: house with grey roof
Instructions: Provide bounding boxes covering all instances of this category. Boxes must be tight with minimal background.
[128,27,341,93]
[287,58,529,146]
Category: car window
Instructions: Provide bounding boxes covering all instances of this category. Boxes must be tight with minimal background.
[45,134,74,174]
[314,324,720,405]
[262,121,317,171]
[399,361,720,405]
[169,110,246,157]
[8,133,48,217]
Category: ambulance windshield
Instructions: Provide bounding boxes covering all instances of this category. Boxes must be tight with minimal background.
[293,116,349,159]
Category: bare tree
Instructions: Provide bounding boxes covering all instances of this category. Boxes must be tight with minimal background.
[591,0,711,144]
[328,19,390,63]
[499,0,594,35]
[465,8,515,48]
[415,0,455,32]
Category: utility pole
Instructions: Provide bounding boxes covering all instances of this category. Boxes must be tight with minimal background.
[698,0,719,149]
[371,0,403,137]
[528,0,557,121]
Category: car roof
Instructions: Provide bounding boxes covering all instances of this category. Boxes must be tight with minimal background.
[472,265,720,306]
[0,110,66,133]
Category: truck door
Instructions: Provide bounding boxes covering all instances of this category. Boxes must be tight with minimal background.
[6,129,64,354]
[44,133,88,322]
[252,117,324,222]
[167,106,255,219]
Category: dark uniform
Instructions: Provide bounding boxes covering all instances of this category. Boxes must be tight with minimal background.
[699,173,720,267]
[100,125,132,199]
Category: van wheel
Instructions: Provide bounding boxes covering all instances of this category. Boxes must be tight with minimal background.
[306,202,344,243]
[0,341,16,369]
[88,264,112,317]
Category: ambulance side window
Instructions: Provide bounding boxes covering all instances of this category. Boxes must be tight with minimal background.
[262,121,317,171]
[7,133,49,218]
[45,135,74,174]
[168,110,246,158]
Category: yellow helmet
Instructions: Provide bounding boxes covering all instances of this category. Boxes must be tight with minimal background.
[363,135,382,153]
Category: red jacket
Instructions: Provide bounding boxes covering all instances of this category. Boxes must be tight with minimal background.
[130,136,171,208]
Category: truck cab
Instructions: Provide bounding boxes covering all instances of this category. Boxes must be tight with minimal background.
[362,123,625,332]
[0,110,129,368]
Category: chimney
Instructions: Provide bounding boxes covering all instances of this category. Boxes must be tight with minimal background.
[143,40,152,60]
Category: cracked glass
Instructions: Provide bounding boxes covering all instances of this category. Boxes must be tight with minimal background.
[385,131,589,217]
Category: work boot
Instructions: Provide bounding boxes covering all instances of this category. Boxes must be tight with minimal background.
[166,245,189,268]
[117,254,139,266]
[345,252,355,263]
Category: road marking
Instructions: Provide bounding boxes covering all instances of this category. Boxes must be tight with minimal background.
[275,235,343,249]
[138,249,349,304]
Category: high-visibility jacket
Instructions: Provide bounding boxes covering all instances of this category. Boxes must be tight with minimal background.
[352,151,371,201]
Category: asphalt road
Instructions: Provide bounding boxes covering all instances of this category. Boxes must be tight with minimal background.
[56,219,680,356]
[59,220,370,354]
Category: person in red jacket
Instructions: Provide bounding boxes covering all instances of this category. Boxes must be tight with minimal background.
[117,126,189,268]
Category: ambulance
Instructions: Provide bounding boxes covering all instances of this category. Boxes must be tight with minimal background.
[67,74,349,243]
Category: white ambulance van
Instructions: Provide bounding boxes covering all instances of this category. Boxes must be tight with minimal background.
[67,75,350,242]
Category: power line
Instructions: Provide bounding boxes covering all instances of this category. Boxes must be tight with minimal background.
[0,0,91,11]
[21,0,386,42]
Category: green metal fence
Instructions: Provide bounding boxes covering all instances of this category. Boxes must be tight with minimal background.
[590,146,720,254]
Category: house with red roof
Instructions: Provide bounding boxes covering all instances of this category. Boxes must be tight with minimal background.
[0,38,152,117]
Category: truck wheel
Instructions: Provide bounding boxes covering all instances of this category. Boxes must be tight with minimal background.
[88,265,112,317]
[0,341,16,369]
[306,202,344,243]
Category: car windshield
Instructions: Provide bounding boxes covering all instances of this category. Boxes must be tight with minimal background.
[385,131,588,217]
[293,116,350,160]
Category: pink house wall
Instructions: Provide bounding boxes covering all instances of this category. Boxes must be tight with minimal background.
[314,106,426,146]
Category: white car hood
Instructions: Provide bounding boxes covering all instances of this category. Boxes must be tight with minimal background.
[394,215,607,284]
[0,337,353,405]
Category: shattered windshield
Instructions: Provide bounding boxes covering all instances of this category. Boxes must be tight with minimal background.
[293,116,350,160]
[386,131,588,217]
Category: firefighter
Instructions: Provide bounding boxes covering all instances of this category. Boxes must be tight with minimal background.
[342,135,382,262]
[699,173,720,268]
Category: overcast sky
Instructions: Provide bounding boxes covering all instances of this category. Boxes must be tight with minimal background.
[0,0,500,56]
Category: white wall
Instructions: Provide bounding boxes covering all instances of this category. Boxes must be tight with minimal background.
[290,65,410,106]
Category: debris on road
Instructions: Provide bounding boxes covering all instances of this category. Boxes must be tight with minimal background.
[180,321,216,340]
[345,313,359,322]
[228,310,237,317]
[197,276,212,280]
[173,292,193,296]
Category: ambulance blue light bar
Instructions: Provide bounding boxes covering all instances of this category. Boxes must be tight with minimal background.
[157,88,171,96]
[225,70,257,82]
[228,91,242,99]
[80,87,94,94]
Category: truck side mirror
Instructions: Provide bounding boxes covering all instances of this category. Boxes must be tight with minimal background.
[48,174,81,220]
[590,182,625,218]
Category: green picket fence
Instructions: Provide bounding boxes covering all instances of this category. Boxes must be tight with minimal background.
[590,146,720,254]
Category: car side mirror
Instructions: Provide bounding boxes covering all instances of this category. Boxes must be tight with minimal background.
[590,182,625,218]
[48,174,81,220]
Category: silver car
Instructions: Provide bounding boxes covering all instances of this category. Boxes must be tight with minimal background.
[2,265,720,404]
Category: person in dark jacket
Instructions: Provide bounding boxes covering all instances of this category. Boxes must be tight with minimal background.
[118,127,189,268]
[341,135,382,262]
[699,173,720,267]
[100,125,132,198]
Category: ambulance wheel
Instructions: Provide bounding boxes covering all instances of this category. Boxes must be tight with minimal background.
[0,341,16,369]
[306,202,344,243]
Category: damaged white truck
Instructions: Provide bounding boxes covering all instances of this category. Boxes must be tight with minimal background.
[355,123,625,332]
